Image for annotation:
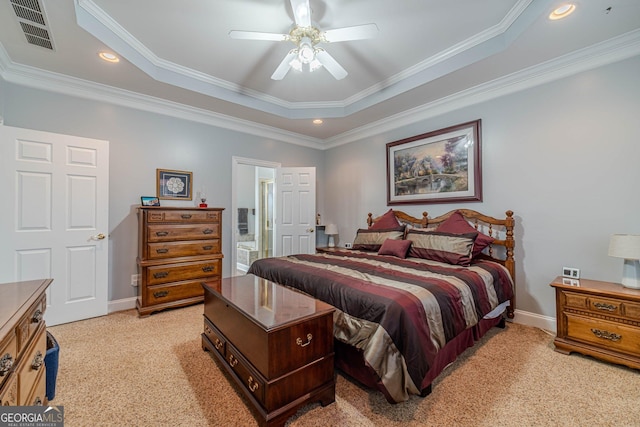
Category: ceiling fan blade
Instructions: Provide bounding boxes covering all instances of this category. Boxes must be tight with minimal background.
[290,0,311,27]
[315,49,347,80]
[323,23,379,42]
[271,51,298,80]
[229,30,288,41]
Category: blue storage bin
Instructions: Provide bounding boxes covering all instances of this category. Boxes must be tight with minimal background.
[44,331,59,401]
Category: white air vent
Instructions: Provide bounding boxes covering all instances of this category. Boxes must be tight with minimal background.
[10,0,54,50]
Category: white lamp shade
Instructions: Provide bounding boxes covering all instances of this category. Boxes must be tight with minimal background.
[608,234,640,259]
[325,224,338,235]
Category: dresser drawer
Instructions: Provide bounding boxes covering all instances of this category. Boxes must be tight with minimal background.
[17,327,46,405]
[226,343,265,406]
[0,372,17,405]
[147,239,221,259]
[203,318,226,357]
[566,312,640,356]
[25,370,46,406]
[21,294,46,353]
[147,224,220,242]
[147,210,220,223]
[0,332,17,383]
[146,280,205,305]
[146,259,221,285]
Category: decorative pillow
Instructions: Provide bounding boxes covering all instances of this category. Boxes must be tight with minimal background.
[369,209,401,230]
[378,239,412,259]
[435,211,494,258]
[352,226,405,251]
[406,229,478,266]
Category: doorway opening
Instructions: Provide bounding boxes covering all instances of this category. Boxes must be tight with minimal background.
[231,157,279,276]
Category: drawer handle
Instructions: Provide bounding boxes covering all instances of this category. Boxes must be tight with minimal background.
[248,376,260,393]
[214,338,223,350]
[593,302,616,312]
[0,353,13,375]
[296,333,313,347]
[154,291,169,298]
[155,231,169,237]
[202,266,215,273]
[591,328,621,342]
[153,272,169,279]
[32,309,43,323]
[33,396,43,406]
[229,354,238,367]
[156,248,169,254]
[202,246,213,250]
[203,229,214,235]
[32,350,44,370]
[181,214,192,219]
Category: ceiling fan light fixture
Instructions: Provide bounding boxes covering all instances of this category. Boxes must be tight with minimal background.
[289,58,303,72]
[309,58,322,72]
[298,37,315,63]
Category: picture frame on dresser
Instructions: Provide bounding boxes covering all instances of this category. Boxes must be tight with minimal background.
[386,119,482,205]
[156,169,193,200]
[140,196,160,206]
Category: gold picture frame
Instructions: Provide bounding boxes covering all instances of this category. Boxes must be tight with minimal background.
[156,169,193,200]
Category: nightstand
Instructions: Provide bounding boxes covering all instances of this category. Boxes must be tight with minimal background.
[550,276,640,370]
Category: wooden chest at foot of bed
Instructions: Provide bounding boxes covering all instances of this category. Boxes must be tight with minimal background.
[201,275,335,427]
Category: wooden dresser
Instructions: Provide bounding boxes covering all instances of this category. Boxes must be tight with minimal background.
[0,279,53,406]
[202,275,335,427]
[551,276,640,369]
[137,206,224,317]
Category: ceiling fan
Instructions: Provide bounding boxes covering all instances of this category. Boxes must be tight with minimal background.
[229,0,378,80]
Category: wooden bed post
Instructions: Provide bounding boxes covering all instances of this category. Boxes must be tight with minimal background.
[504,210,515,319]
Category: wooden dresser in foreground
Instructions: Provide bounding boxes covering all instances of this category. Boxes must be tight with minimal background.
[202,275,335,427]
[0,279,53,406]
[551,276,640,369]
[137,206,224,317]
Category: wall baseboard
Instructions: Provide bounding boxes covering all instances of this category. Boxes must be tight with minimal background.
[108,297,137,313]
[107,297,557,333]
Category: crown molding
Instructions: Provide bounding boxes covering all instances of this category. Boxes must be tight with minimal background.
[74,0,544,119]
[1,30,639,151]
[324,29,640,149]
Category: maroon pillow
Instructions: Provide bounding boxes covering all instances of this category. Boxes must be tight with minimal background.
[352,226,405,251]
[435,211,494,258]
[378,239,412,259]
[370,209,401,230]
[406,229,477,266]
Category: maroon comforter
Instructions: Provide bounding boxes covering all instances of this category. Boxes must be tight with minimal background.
[247,248,514,402]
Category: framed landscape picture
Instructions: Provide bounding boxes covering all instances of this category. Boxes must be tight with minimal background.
[156,169,193,200]
[386,120,482,205]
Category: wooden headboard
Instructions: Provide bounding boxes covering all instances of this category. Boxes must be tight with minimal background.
[368,209,515,318]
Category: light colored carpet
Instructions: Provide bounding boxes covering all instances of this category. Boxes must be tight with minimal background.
[48,304,640,426]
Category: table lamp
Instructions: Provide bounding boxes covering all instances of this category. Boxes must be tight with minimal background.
[608,234,640,289]
[325,224,338,247]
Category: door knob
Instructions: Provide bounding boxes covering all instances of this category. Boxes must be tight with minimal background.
[306,228,315,233]
[91,233,106,240]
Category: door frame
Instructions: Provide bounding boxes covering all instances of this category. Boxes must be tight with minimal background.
[231,156,280,276]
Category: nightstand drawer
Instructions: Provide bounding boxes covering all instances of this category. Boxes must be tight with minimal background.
[566,312,640,356]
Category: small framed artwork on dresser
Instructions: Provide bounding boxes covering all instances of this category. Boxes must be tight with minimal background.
[140,196,160,206]
[157,169,193,200]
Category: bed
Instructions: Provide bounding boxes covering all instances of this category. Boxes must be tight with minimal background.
[247,209,515,403]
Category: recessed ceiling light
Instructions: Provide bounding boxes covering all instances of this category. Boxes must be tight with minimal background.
[549,4,576,20]
[313,119,323,125]
[98,52,120,63]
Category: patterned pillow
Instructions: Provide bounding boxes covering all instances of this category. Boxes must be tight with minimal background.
[378,239,412,259]
[352,226,405,251]
[406,229,478,266]
[369,209,401,230]
[435,211,494,258]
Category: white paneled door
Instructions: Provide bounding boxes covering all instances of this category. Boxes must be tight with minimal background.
[275,167,316,256]
[0,125,109,325]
